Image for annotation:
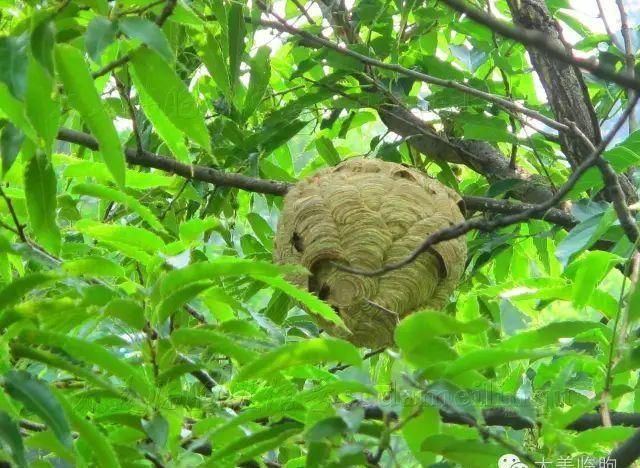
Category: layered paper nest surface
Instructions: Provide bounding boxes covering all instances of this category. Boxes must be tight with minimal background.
[274,158,467,348]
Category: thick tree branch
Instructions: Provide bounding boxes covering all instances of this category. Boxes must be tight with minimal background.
[336,99,637,277]
[439,0,640,92]
[506,0,637,207]
[607,427,640,467]
[265,7,560,205]
[56,128,292,196]
[56,128,577,229]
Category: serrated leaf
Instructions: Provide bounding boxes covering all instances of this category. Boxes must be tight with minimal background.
[31,18,55,74]
[25,58,61,153]
[75,219,165,253]
[179,217,218,242]
[227,2,246,91]
[130,48,210,152]
[0,122,23,176]
[63,256,125,277]
[315,136,341,165]
[0,411,27,467]
[255,275,345,329]
[154,258,287,300]
[499,321,608,350]
[234,338,361,382]
[118,17,173,62]
[85,16,118,63]
[72,182,165,232]
[0,34,28,99]
[243,46,271,120]
[170,328,257,364]
[155,281,213,324]
[0,272,55,311]
[3,370,72,449]
[131,71,190,163]
[19,329,153,400]
[55,44,126,186]
[141,413,168,448]
[55,390,121,468]
[246,213,273,249]
[24,151,61,253]
[201,33,232,99]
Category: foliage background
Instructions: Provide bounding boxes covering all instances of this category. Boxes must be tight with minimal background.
[1,0,640,466]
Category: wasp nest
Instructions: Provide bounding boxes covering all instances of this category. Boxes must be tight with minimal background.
[274,158,467,348]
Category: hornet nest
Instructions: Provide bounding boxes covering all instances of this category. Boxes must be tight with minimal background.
[274,158,467,348]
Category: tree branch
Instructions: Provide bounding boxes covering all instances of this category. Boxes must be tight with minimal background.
[439,0,640,92]
[616,0,637,132]
[56,128,579,231]
[607,427,640,467]
[56,128,292,196]
[335,98,637,277]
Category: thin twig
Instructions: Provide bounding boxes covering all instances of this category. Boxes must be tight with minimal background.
[92,0,177,79]
[0,187,27,243]
[597,0,624,50]
[257,11,571,133]
[616,0,637,132]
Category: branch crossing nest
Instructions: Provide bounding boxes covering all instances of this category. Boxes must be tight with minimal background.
[274,158,467,348]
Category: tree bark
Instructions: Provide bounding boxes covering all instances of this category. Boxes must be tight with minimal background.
[507,0,636,201]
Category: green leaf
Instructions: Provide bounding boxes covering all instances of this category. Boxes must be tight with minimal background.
[396,310,490,340]
[170,328,257,364]
[0,34,28,99]
[442,348,554,377]
[31,18,55,74]
[255,275,346,329]
[246,213,273,249]
[555,209,616,265]
[54,44,126,187]
[0,272,55,311]
[130,48,210,151]
[142,413,169,448]
[118,17,173,62]
[11,343,126,399]
[131,71,190,163]
[24,151,61,253]
[155,281,213,324]
[201,33,232,100]
[55,391,121,468]
[25,58,61,153]
[305,417,348,442]
[215,421,303,461]
[20,329,153,400]
[103,299,145,330]
[72,182,165,232]
[3,370,72,449]
[0,123,23,176]
[315,136,341,166]
[243,46,271,120]
[179,217,218,242]
[499,321,608,349]
[423,380,480,420]
[0,84,37,142]
[0,411,27,468]
[154,258,287,300]
[227,2,246,91]
[75,219,166,253]
[63,256,125,278]
[569,251,622,308]
[85,16,118,63]
[234,338,361,382]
